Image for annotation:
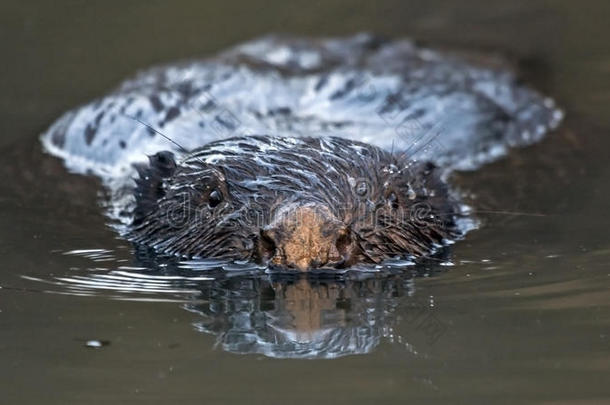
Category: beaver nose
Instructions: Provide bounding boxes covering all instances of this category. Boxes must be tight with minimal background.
[259,205,354,271]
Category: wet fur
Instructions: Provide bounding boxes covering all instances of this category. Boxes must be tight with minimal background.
[128,135,461,266]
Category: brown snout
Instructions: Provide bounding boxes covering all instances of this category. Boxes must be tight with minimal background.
[258,204,355,271]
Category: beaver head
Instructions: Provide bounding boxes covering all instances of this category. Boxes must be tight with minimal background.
[129,136,461,271]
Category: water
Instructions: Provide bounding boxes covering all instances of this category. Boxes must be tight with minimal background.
[1,0,609,403]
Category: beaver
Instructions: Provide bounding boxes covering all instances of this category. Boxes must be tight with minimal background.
[40,34,562,270]
[129,135,460,270]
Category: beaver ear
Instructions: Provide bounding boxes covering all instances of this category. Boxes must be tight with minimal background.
[132,151,177,225]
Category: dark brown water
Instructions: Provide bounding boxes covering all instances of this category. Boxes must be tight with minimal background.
[1,1,609,403]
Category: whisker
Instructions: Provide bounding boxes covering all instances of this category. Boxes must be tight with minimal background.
[400,123,444,162]
[404,209,549,218]
[459,209,548,217]
[122,114,189,153]
[122,114,210,167]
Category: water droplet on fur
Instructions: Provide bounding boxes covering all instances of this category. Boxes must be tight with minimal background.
[356,181,368,196]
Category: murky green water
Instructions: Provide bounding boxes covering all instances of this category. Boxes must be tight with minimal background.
[1,0,609,403]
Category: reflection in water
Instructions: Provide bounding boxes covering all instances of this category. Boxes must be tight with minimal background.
[25,248,449,359]
[186,275,413,359]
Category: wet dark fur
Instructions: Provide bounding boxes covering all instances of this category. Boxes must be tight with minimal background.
[128,135,461,266]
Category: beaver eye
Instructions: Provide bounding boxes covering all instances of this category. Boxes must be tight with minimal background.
[208,189,222,208]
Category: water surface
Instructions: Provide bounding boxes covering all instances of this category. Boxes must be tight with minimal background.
[1,0,609,404]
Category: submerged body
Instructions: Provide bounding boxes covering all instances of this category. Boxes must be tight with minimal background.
[40,34,562,269]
